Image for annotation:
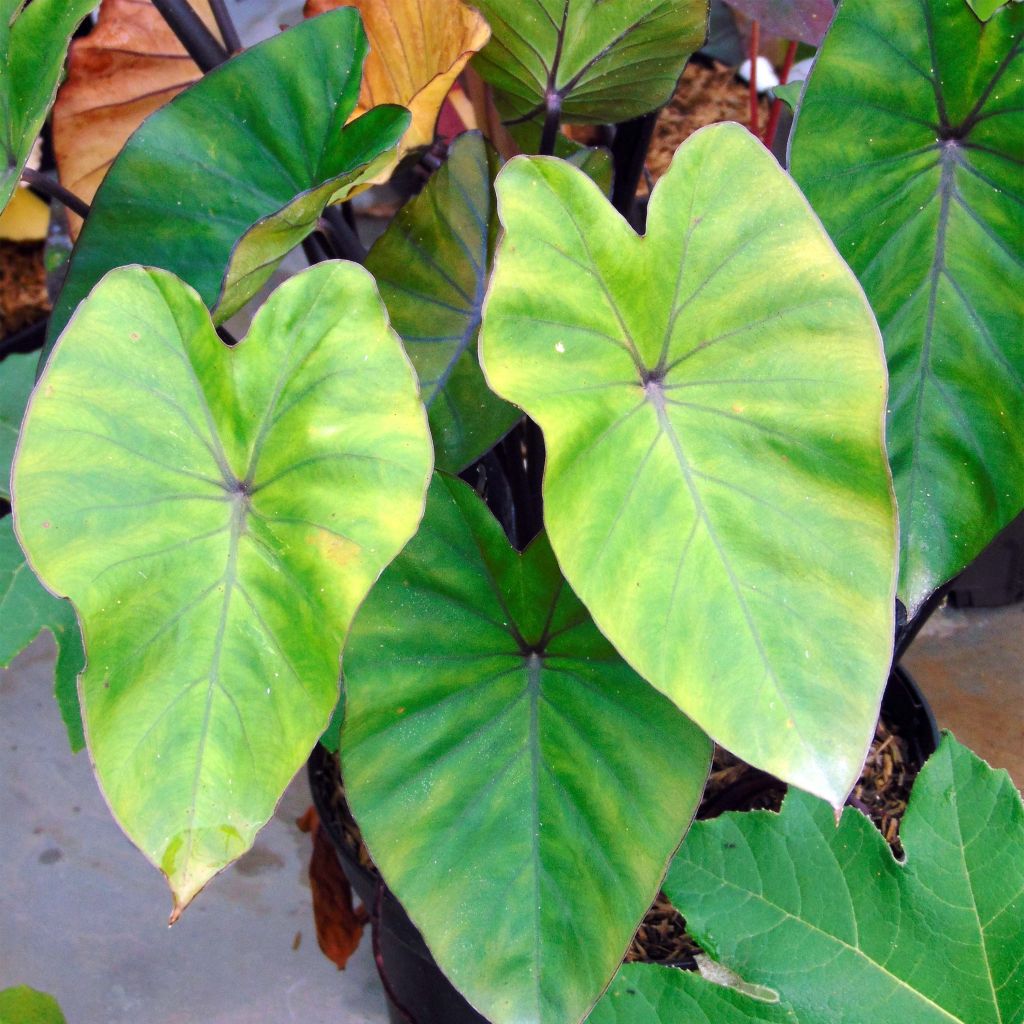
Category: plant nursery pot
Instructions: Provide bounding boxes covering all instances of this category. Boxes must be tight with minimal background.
[307,667,939,1024]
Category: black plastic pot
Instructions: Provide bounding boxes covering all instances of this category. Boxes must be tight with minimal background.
[307,667,939,1024]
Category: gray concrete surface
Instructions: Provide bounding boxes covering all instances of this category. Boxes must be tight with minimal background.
[1,601,1019,1023]
[0,635,388,1024]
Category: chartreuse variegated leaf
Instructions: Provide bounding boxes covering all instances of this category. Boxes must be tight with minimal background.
[0,0,96,213]
[14,263,432,916]
[0,516,84,752]
[666,736,1024,1024]
[789,0,1024,616]
[0,985,67,1024]
[472,0,709,126]
[342,474,711,1024]
[366,133,519,473]
[46,9,410,350]
[589,964,798,1024]
[480,122,896,807]
[1,351,36,500]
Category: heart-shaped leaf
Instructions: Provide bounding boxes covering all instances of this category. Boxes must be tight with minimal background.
[1,352,36,501]
[589,963,798,1023]
[366,132,519,473]
[480,122,897,807]
[46,9,410,350]
[342,474,711,1024]
[0,515,84,752]
[14,262,432,915]
[789,0,1024,616]
[471,0,709,126]
[0,0,96,213]
[721,0,835,45]
[665,735,1024,1023]
[304,0,490,169]
[52,0,221,239]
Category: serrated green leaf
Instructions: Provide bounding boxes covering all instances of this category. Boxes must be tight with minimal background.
[665,735,1024,1023]
[0,515,84,752]
[1,352,36,500]
[588,964,799,1024]
[479,122,897,807]
[14,263,432,915]
[0,986,66,1024]
[472,0,709,126]
[343,474,712,1024]
[789,0,1024,616]
[0,0,96,213]
[366,132,519,473]
[45,9,410,351]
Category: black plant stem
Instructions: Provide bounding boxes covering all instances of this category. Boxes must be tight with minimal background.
[611,110,658,222]
[322,206,367,263]
[151,0,229,71]
[539,93,563,157]
[301,231,337,266]
[0,317,48,360]
[893,580,955,663]
[208,0,242,54]
[371,880,418,1024]
[20,169,90,220]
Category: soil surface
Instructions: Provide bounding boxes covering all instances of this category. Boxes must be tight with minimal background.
[643,60,772,194]
[0,241,49,336]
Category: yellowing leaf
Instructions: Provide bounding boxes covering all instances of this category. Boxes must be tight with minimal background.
[304,0,490,172]
[0,186,49,241]
[52,0,221,238]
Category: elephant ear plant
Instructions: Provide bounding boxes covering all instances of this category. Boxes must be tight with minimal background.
[0,0,1021,1022]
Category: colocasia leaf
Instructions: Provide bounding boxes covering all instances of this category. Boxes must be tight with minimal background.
[665,735,1024,1023]
[14,263,432,916]
[0,0,96,213]
[1,352,36,501]
[46,9,410,350]
[366,132,519,473]
[342,474,711,1024]
[790,0,1024,616]
[471,0,709,126]
[721,0,835,46]
[0,516,85,752]
[480,122,897,808]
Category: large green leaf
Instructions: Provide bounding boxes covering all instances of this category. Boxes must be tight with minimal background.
[789,0,1024,616]
[665,735,1024,1023]
[342,474,711,1024]
[588,964,798,1024]
[0,0,96,213]
[366,132,519,473]
[14,263,432,915]
[471,0,709,126]
[0,986,66,1024]
[1,351,36,500]
[0,515,84,752]
[45,9,410,349]
[479,122,897,807]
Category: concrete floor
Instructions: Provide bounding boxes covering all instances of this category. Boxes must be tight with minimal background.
[1,602,1020,1023]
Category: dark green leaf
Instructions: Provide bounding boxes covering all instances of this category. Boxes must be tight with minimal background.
[343,474,711,1024]
[366,132,519,473]
[1,352,36,500]
[0,0,96,212]
[472,0,709,125]
[789,0,1024,615]
[46,9,410,350]
[666,735,1024,1023]
[0,515,84,752]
